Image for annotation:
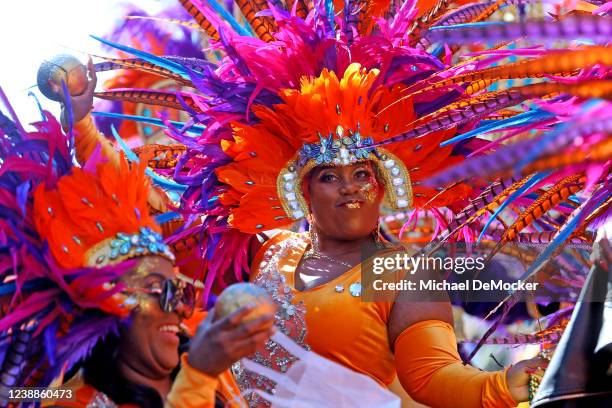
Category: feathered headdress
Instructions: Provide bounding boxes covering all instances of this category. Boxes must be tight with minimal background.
[89,0,611,306]
[0,100,173,390]
[218,63,467,232]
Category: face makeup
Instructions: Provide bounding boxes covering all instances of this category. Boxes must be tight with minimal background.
[360,176,379,203]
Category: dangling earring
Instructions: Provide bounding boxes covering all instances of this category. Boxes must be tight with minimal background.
[370,219,385,245]
[307,214,320,251]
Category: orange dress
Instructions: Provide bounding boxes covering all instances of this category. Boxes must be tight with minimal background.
[250,231,518,408]
[251,230,396,386]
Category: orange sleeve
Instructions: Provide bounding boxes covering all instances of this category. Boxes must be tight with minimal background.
[166,354,245,408]
[72,114,120,167]
[72,114,169,213]
[395,320,518,408]
[165,354,219,408]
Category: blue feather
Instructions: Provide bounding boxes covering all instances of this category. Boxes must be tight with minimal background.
[90,35,189,78]
[0,282,17,297]
[16,181,30,217]
[440,109,554,146]
[27,91,47,122]
[514,122,570,173]
[477,171,551,244]
[0,278,54,297]
[430,44,445,58]
[92,111,205,134]
[155,211,182,224]
[60,81,77,164]
[61,81,74,138]
[110,125,187,191]
[325,0,335,32]
[146,169,187,191]
[207,0,254,37]
[43,321,58,368]
[109,125,140,162]
[515,101,605,173]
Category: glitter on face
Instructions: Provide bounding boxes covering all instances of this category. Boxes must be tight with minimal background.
[121,257,165,316]
[360,177,379,203]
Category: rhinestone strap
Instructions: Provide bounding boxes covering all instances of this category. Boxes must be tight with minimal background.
[233,235,309,407]
[302,249,353,268]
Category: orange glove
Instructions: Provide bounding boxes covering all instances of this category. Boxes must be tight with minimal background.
[395,320,517,408]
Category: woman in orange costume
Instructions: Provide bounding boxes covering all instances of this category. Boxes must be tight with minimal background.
[223,64,542,407]
[66,64,540,408]
[0,104,273,407]
[45,0,610,406]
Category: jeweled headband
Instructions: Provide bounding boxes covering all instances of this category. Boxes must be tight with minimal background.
[277,124,413,221]
[84,227,175,267]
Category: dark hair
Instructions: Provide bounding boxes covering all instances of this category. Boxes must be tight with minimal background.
[83,332,193,408]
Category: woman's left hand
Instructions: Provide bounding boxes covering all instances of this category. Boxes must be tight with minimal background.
[506,355,549,402]
[59,58,97,127]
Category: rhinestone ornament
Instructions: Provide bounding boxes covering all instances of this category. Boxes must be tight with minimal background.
[349,282,362,297]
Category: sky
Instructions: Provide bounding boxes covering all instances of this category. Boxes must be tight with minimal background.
[0,0,174,126]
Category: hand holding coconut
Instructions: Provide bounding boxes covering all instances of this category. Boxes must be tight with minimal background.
[187,283,276,376]
[37,54,97,127]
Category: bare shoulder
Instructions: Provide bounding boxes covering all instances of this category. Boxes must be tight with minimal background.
[247,229,301,267]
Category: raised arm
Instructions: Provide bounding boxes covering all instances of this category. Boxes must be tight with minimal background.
[51,58,119,167]
[45,57,169,214]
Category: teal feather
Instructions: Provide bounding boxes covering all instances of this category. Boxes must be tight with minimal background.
[155,212,182,224]
[90,35,189,78]
[110,125,187,191]
[440,109,554,147]
[207,0,254,37]
[325,0,335,31]
[92,111,205,135]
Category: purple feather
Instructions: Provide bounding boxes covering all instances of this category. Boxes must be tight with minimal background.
[425,112,612,186]
[433,2,494,27]
[55,315,121,380]
[427,15,612,44]
[371,88,527,149]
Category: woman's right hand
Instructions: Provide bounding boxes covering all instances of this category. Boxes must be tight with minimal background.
[186,304,276,377]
